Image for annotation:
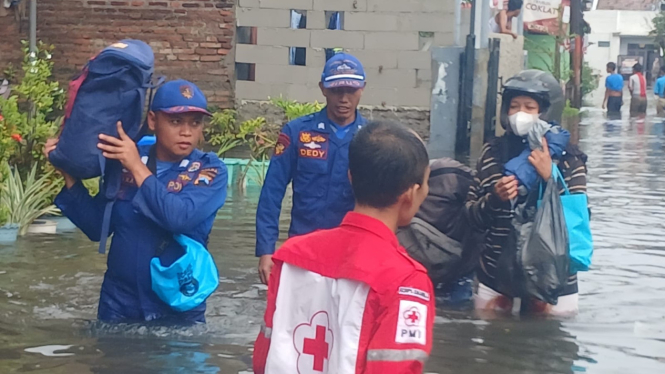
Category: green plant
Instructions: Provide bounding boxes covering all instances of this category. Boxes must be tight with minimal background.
[3,63,16,82]
[270,96,324,121]
[0,205,9,227]
[563,100,580,117]
[0,163,60,235]
[206,109,240,157]
[206,109,266,157]
[651,11,665,56]
[0,41,65,179]
[82,178,100,197]
[581,61,599,100]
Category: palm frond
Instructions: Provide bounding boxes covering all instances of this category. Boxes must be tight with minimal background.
[0,162,60,235]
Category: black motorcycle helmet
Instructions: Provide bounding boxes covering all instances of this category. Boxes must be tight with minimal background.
[500,70,563,129]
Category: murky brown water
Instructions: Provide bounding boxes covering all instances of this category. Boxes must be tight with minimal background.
[1,109,665,373]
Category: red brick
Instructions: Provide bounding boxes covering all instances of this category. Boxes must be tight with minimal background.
[172,48,195,54]
[200,42,221,48]
[0,0,234,107]
[178,55,199,61]
[200,55,222,62]
[195,48,218,55]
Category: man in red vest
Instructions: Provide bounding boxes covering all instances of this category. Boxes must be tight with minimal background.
[253,121,434,374]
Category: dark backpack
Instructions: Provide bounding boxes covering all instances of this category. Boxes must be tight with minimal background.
[50,39,154,180]
[49,40,155,253]
[397,158,484,288]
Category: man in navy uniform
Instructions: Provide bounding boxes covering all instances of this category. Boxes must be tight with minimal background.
[46,80,227,323]
[255,53,367,284]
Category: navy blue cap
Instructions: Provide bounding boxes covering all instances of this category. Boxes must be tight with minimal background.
[321,53,366,89]
[151,79,211,116]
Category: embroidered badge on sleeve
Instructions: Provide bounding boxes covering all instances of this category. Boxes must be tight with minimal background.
[275,133,291,156]
[395,300,427,345]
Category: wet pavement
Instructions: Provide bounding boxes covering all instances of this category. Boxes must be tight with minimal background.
[1,108,665,373]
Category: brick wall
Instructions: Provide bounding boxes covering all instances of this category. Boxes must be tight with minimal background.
[0,0,235,108]
[235,0,470,108]
[597,0,659,11]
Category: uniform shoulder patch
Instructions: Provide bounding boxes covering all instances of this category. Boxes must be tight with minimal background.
[398,287,430,302]
[194,168,218,186]
[395,300,427,345]
[274,133,290,156]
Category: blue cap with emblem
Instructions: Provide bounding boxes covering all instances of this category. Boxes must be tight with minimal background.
[321,53,366,89]
[151,79,212,116]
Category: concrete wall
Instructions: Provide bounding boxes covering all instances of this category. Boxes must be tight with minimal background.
[235,0,470,107]
[493,33,525,136]
[596,0,659,11]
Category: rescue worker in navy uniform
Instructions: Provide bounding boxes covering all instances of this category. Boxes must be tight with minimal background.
[44,80,227,324]
[256,53,368,284]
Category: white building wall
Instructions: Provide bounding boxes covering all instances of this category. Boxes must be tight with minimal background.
[584,9,658,105]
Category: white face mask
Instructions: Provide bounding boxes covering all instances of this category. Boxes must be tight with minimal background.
[508,111,539,136]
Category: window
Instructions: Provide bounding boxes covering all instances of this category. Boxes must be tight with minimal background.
[598,41,610,48]
[290,10,307,66]
[236,26,257,45]
[236,63,255,81]
[325,11,344,61]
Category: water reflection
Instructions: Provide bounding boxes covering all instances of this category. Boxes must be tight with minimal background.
[0,110,665,373]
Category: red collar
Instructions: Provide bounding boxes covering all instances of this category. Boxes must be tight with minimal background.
[340,212,399,247]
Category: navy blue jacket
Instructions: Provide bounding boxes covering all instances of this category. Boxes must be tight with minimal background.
[55,146,227,323]
[255,109,366,257]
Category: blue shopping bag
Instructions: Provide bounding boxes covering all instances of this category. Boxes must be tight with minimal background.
[550,165,593,273]
[150,235,219,312]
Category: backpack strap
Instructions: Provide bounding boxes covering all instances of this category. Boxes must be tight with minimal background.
[98,154,112,254]
[97,145,157,254]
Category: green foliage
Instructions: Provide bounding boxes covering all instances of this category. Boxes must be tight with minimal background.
[581,61,599,100]
[0,41,65,178]
[0,163,60,235]
[82,178,100,197]
[3,64,16,81]
[206,110,266,157]
[0,205,9,226]
[563,100,580,118]
[211,96,324,188]
[650,11,665,55]
[270,96,324,121]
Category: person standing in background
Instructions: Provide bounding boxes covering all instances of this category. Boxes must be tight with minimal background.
[602,62,624,118]
[489,0,523,39]
[255,53,367,285]
[628,63,648,117]
[654,66,665,117]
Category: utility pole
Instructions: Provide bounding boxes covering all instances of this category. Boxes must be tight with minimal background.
[570,0,583,108]
[29,0,37,54]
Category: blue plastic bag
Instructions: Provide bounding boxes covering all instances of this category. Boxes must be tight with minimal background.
[551,166,593,272]
[150,235,219,312]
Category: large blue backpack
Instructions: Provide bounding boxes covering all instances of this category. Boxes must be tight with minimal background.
[50,40,155,253]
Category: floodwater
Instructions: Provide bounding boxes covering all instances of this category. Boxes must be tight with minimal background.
[1,108,665,374]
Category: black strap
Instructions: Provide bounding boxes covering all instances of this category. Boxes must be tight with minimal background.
[147,145,157,174]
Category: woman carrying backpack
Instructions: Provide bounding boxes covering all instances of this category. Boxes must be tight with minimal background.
[44,80,227,324]
[465,71,588,316]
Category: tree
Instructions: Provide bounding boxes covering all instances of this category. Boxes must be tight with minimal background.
[650,11,665,56]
